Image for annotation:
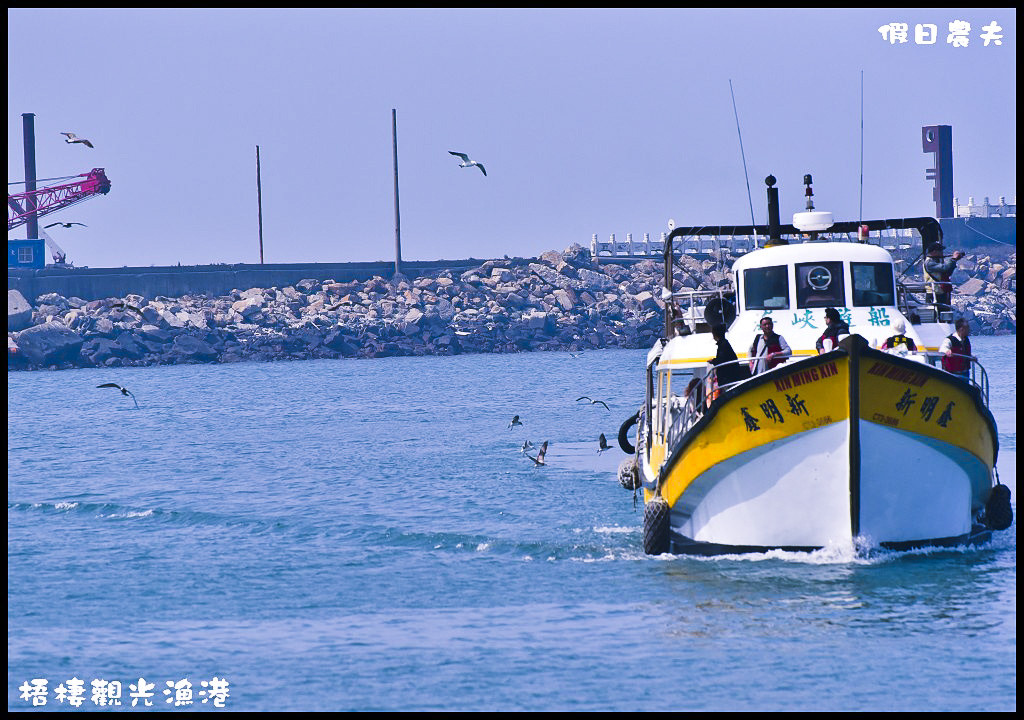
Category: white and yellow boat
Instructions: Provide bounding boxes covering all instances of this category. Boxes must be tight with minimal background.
[626,175,1012,555]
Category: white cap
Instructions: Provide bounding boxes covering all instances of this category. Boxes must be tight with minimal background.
[892,319,906,334]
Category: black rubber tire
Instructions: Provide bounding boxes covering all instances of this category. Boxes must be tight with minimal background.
[618,411,640,454]
[618,458,640,490]
[643,496,671,555]
[985,483,1013,531]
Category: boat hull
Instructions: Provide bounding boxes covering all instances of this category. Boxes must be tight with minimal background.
[643,337,998,554]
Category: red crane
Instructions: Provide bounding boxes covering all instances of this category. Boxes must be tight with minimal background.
[7,168,111,264]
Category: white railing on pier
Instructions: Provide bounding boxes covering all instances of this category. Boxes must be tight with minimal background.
[954,196,1016,219]
[591,233,758,258]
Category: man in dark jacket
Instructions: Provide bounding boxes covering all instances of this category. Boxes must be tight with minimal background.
[924,242,964,310]
[709,324,749,387]
[816,307,850,354]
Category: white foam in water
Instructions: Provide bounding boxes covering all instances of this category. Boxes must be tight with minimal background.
[54,502,79,510]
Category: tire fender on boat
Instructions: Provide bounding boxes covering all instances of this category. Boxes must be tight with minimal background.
[643,495,671,555]
[618,410,640,454]
[617,457,640,490]
[984,483,1013,531]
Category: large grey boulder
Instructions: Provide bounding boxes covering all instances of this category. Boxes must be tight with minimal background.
[13,320,83,365]
[8,289,33,332]
[169,334,218,362]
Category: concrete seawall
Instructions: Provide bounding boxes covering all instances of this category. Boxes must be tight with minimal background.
[7,258,534,302]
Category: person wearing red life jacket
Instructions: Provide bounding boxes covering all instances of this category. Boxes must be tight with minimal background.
[748,316,791,375]
[940,318,974,380]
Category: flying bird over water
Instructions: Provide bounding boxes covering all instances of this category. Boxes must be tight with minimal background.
[44,222,87,229]
[598,433,609,454]
[508,415,523,429]
[576,396,610,411]
[61,132,94,148]
[520,440,534,454]
[525,441,548,466]
[448,151,486,176]
[97,383,138,408]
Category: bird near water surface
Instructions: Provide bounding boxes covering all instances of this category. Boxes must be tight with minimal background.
[508,415,523,429]
[576,396,610,411]
[525,441,548,466]
[61,132,94,148]
[598,433,609,454]
[97,383,139,408]
[448,151,486,176]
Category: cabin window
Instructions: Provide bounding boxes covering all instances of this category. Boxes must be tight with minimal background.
[795,262,845,308]
[851,262,896,306]
[18,247,33,264]
[742,266,789,310]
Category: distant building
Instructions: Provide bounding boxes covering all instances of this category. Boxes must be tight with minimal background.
[8,239,45,269]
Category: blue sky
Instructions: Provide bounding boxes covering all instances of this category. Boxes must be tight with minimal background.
[7,8,1017,268]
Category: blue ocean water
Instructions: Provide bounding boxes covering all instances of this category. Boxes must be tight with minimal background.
[8,337,1016,712]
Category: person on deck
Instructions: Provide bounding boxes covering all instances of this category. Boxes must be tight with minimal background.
[924,242,964,310]
[749,317,792,375]
[881,319,918,354]
[940,318,974,380]
[815,307,850,354]
[709,323,750,387]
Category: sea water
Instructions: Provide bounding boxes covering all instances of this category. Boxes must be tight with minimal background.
[7,337,1016,711]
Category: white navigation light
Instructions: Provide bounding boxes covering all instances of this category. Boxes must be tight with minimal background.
[792,210,834,232]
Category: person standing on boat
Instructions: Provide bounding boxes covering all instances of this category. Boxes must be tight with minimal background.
[881,318,918,354]
[815,307,850,354]
[940,318,974,380]
[924,242,964,310]
[710,323,749,387]
[748,317,791,375]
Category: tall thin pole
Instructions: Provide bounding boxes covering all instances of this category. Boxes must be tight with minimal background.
[392,109,403,277]
[256,145,264,264]
[22,113,38,240]
[859,70,864,225]
[728,80,757,237]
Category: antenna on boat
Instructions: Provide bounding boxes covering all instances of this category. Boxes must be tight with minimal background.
[859,70,864,227]
[729,80,758,244]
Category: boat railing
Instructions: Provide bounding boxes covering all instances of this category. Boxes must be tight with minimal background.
[913,351,990,405]
[667,287,736,336]
[897,281,956,324]
[664,359,754,451]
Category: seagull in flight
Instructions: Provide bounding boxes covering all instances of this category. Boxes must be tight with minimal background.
[97,383,138,409]
[44,222,87,229]
[61,132,94,148]
[508,415,523,429]
[598,433,609,454]
[576,396,610,411]
[520,440,534,454]
[525,441,548,466]
[448,151,486,176]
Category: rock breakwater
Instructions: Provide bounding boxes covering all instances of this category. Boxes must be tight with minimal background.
[7,244,1015,371]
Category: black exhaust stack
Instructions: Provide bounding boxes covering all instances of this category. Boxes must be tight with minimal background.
[764,174,786,246]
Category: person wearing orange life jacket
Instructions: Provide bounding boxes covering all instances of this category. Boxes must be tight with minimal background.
[748,316,791,375]
[939,318,974,380]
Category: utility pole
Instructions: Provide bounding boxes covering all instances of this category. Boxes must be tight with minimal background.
[392,108,403,277]
[22,113,38,240]
[256,145,264,264]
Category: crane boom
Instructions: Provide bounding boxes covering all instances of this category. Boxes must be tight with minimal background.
[7,168,111,231]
